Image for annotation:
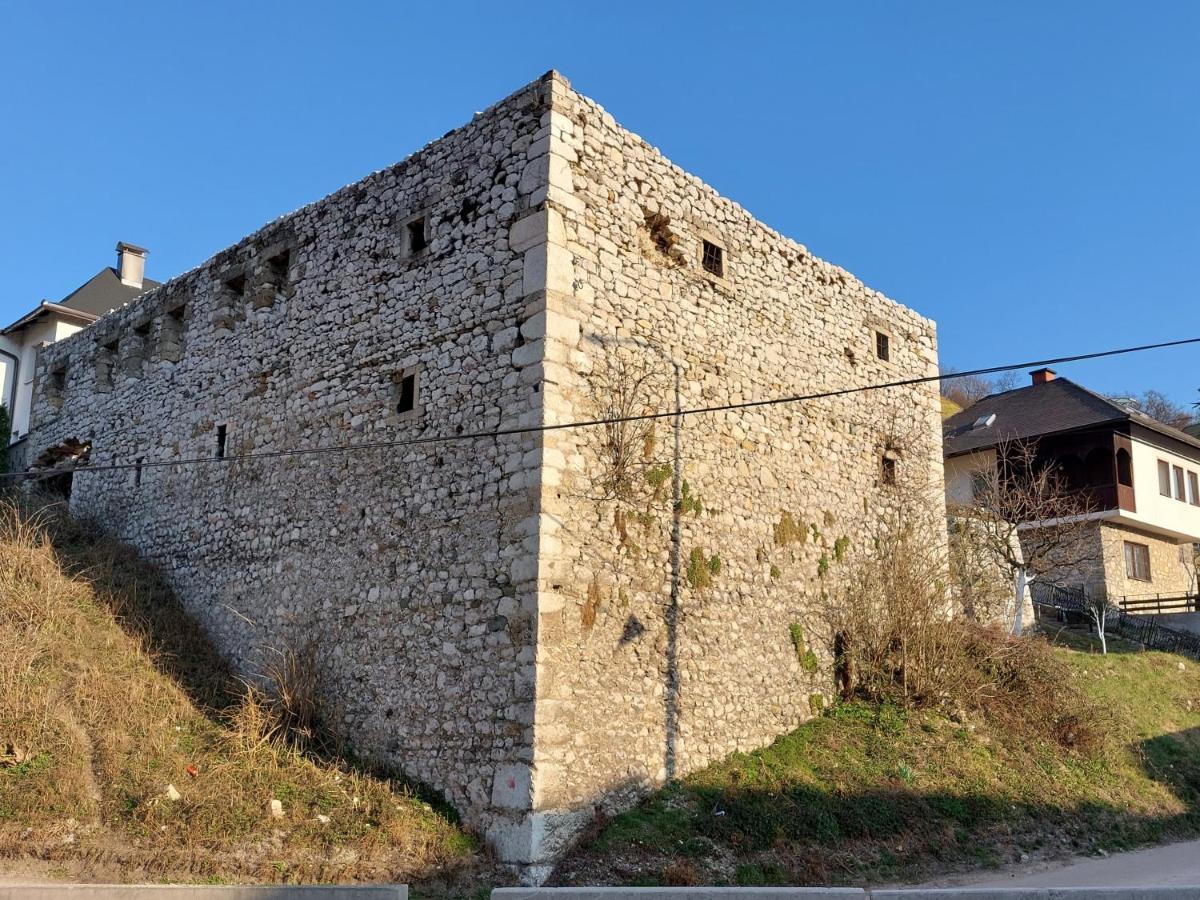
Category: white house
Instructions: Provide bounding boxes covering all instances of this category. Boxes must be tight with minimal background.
[0,242,158,464]
[944,368,1200,606]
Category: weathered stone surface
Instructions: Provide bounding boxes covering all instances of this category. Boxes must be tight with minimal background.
[25,71,943,869]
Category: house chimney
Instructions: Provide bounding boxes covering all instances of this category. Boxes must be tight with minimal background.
[116,241,149,288]
[1031,367,1057,385]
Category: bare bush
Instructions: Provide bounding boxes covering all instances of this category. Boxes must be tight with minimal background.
[827,490,1111,752]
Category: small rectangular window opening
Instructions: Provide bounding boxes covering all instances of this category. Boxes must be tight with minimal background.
[1124,541,1151,582]
[216,424,227,459]
[701,240,724,278]
[134,458,144,487]
[875,331,890,361]
[881,454,897,486]
[1188,471,1199,506]
[397,372,417,414]
[406,218,428,256]
[1173,465,1186,501]
[876,332,890,361]
[224,273,246,297]
[268,249,290,285]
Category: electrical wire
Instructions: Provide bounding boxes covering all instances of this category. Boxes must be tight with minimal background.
[5,335,1197,480]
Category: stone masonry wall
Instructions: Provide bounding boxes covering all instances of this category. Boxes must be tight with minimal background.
[1098,522,1195,601]
[26,71,945,872]
[522,77,944,860]
[27,75,565,851]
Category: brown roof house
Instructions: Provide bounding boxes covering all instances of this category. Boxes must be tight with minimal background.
[944,368,1200,620]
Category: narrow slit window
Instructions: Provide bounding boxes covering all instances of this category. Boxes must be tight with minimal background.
[881,454,898,486]
[405,219,429,255]
[134,458,144,487]
[216,424,227,459]
[875,331,890,361]
[701,240,724,278]
[397,372,417,414]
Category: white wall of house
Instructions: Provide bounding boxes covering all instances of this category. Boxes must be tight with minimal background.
[944,448,996,505]
[0,317,86,441]
[1123,429,1200,543]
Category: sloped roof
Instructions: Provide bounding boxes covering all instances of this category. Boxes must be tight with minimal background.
[1,267,161,335]
[58,267,161,316]
[943,377,1200,457]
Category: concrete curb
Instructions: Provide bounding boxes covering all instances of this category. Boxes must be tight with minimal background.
[493,891,866,899]
[494,889,1200,899]
[0,887,406,900]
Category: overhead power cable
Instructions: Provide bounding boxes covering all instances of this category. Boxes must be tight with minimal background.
[4,335,1197,480]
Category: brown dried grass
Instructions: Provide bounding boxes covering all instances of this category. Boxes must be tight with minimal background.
[0,496,477,884]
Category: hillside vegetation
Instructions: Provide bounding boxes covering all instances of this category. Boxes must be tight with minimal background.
[5,498,1200,893]
[0,498,482,888]
[555,627,1200,888]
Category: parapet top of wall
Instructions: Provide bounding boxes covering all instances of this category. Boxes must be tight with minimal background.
[32,70,566,380]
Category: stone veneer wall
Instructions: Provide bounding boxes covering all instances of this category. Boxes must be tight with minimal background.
[521,76,943,860]
[1098,523,1195,601]
[26,75,565,850]
[26,72,945,870]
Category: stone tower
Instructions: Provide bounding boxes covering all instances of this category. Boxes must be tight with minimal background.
[27,72,942,875]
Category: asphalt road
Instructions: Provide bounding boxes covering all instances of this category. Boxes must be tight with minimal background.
[932,838,1200,888]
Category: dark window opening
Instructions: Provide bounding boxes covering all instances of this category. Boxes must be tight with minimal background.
[50,367,66,392]
[1116,448,1133,487]
[1124,541,1151,581]
[875,331,890,361]
[701,240,724,278]
[134,321,151,338]
[224,273,246,297]
[396,372,417,414]
[216,424,227,459]
[881,454,897,486]
[268,249,290,285]
[134,458,144,487]
[406,218,428,256]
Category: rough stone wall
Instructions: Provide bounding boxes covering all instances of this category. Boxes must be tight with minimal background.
[26,71,946,870]
[524,77,944,856]
[26,74,563,847]
[1098,523,1195,601]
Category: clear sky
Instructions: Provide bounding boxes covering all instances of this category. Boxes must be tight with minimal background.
[1,2,1196,409]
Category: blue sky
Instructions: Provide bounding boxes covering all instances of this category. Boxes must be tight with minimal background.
[1,2,1196,409]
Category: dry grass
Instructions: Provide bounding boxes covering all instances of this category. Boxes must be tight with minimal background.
[0,496,482,886]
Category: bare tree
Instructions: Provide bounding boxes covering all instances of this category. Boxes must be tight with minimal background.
[940,368,995,409]
[1082,586,1112,655]
[948,440,1103,637]
[1113,389,1194,430]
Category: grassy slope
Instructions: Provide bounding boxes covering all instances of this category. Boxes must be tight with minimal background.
[556,628,1200,888]
[0,501,484,888]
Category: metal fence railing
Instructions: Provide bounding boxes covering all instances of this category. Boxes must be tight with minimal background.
[1031,582,1200,660]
